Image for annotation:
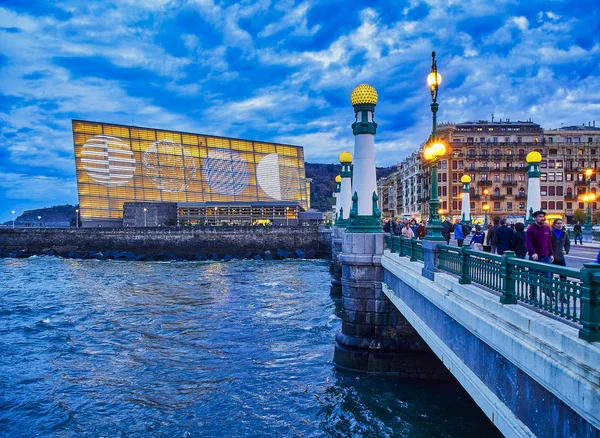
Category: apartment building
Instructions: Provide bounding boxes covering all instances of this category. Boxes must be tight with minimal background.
[380,120,600,223]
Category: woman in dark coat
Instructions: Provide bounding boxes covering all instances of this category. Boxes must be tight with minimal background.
[511,222,527,258]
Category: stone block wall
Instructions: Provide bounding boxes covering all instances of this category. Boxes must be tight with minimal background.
[0,226,324,257]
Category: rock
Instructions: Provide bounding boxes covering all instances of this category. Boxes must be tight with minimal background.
[223,254,234,262]
[9,251,17,258]
[195,253,208,261]
[68,250,84,259]
[47,249,55,256]
[295,249,307,259]
[94,252,106,260]
[243,250,254,259]
[253,254,262,260]
[210,253,220,261]
[124,251,136,261]
[135,254,146,261]
[263,250,273,260]
[165,252,178,261]
[306,249,317,259]
[276,249,291,259]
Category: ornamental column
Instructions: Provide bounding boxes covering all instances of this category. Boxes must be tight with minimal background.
[338,152,353,226]
[525,151,542,226]
[333,175,341,223]
[460,175,472,224]
[347,84,382,232]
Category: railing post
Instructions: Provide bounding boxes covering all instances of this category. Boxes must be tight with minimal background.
[500,251,517,304]
[459,246,471,285]
[410,237,417,262]
[579,263,600,342]
[398,236,404,257]
[390,235,396,253]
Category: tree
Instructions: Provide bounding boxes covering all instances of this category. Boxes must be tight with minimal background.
[573,209,587,224]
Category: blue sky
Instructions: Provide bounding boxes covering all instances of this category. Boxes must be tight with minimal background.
[1,0,599,220]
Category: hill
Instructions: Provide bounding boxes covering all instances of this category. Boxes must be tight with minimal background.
[4,205,78,227]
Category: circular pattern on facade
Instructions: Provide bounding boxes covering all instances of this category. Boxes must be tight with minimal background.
[203,149,250,196]
[81,135,136,186]
[143,140,197,192]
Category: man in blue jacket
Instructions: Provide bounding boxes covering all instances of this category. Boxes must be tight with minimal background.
[454,220,465,247]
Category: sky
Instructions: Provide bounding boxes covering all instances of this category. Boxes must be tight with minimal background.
[0,0,599,220]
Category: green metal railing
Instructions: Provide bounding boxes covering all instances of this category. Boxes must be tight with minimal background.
[384,234,600,342]
[384,234,424,262]
[436,245,600,341]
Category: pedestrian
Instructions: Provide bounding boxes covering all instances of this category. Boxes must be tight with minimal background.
[573,221,583,245]
[488,217,500,253]
[551,218,570,281]
[470,225,485,251]
[410,219,419,237]
[495,218,514,255]
[525,211,554,301]
[511,222,527,258]
[441,216,453,244]
[383,218,391,233]
[454,220,465,247]
[401,221,415,239]
[392,218,401,236]
[483,224,493,252]
[417,221,427,239]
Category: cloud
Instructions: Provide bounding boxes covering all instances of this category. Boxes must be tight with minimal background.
[1,0,600,220]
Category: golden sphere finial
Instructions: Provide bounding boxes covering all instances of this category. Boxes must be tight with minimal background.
[526,151,542,163]
[350,84,378,106]
[339,151,353,164]
[461,175,471,183]
[335,175,342,183]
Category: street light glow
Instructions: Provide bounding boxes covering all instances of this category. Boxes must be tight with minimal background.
[585,168,593,178]
[427,71,442,87]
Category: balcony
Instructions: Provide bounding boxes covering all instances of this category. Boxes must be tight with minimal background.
[491,195,505,200]
[515,194,527,200]
[479,166,491,171]
[503,181,518,186]
[471,194,481,199]
[479,180,493,186]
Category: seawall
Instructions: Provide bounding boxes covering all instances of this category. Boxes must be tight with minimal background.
[0,226,330,257]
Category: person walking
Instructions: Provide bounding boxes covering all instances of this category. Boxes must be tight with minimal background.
[454,221,465,246]
[482,224,493,252]
[488,217,500,254]
[470,225,485,251]
[495,218,514,255]
[401,221,415,239]
[573,221,583,245]
[511,222,527,258]
[526,211,554,301]
[551,218,570,282]
[417,221,427,239]
[441,216,453,244]
[409,219,419,237]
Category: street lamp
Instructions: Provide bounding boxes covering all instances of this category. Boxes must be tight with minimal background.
[75,209,80,228]
[582,193,596,228]
[482,203,490,227]
[584,168,594,230]
[423,51,447,241]
[286,207,289,226]
[143,207,147,227]
[38,215,41,227]
[12,210,15,229]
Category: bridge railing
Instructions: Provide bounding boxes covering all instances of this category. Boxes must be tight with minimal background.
[384,235,424,262]
[436,245,600,342]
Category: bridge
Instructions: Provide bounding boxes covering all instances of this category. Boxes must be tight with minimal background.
[332,233,600,437]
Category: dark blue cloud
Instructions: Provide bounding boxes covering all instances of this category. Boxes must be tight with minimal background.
[0,27,20,33]
[22,72,47,80]
[1,0,73,20]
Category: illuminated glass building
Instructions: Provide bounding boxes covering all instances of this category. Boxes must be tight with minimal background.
[72,120,309,226]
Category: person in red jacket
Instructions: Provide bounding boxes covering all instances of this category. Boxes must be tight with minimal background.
[525,210,554,302]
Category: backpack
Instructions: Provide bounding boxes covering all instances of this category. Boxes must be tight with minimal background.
[472,232,484,244]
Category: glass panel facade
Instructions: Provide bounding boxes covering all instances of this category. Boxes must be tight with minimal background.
[73,120,309,221]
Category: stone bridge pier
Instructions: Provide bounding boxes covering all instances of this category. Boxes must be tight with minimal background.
[333,232,449,378]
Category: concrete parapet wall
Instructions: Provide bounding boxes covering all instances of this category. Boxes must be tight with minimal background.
[382,252,600,437]
[0,226,326,257]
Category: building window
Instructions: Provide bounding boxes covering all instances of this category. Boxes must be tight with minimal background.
[548,160,555,168]
[548,186,555,196]
[549,149,558,155]
[507,149,513,155]
[540,161,547,168]
[519,203,525,209]
[507,187,513,195]
[556,161,563,168]
[517,137,522,143]
[541,186,547,196]
[549,201,555,210]
[507,202,513,210]
[547,137,553,143]
[557,201,563,210]
[566,174,573,181]
[518,174,525,182]
[518,149,525,156]
[458,161,464,169]
[557,186,563,196]
[579,203,584,209]
[542,201,548,209]
[541,173,547,182]
[494,202,501,209]
[556,173,563,182]
[566,148,572,154]
[493,174,500,182]
[548,173,555,182]
[471,202,475,209]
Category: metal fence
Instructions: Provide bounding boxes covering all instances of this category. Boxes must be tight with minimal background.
[383,234,600,342]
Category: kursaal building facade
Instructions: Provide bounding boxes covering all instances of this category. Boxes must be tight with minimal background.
[72,120,309,226]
